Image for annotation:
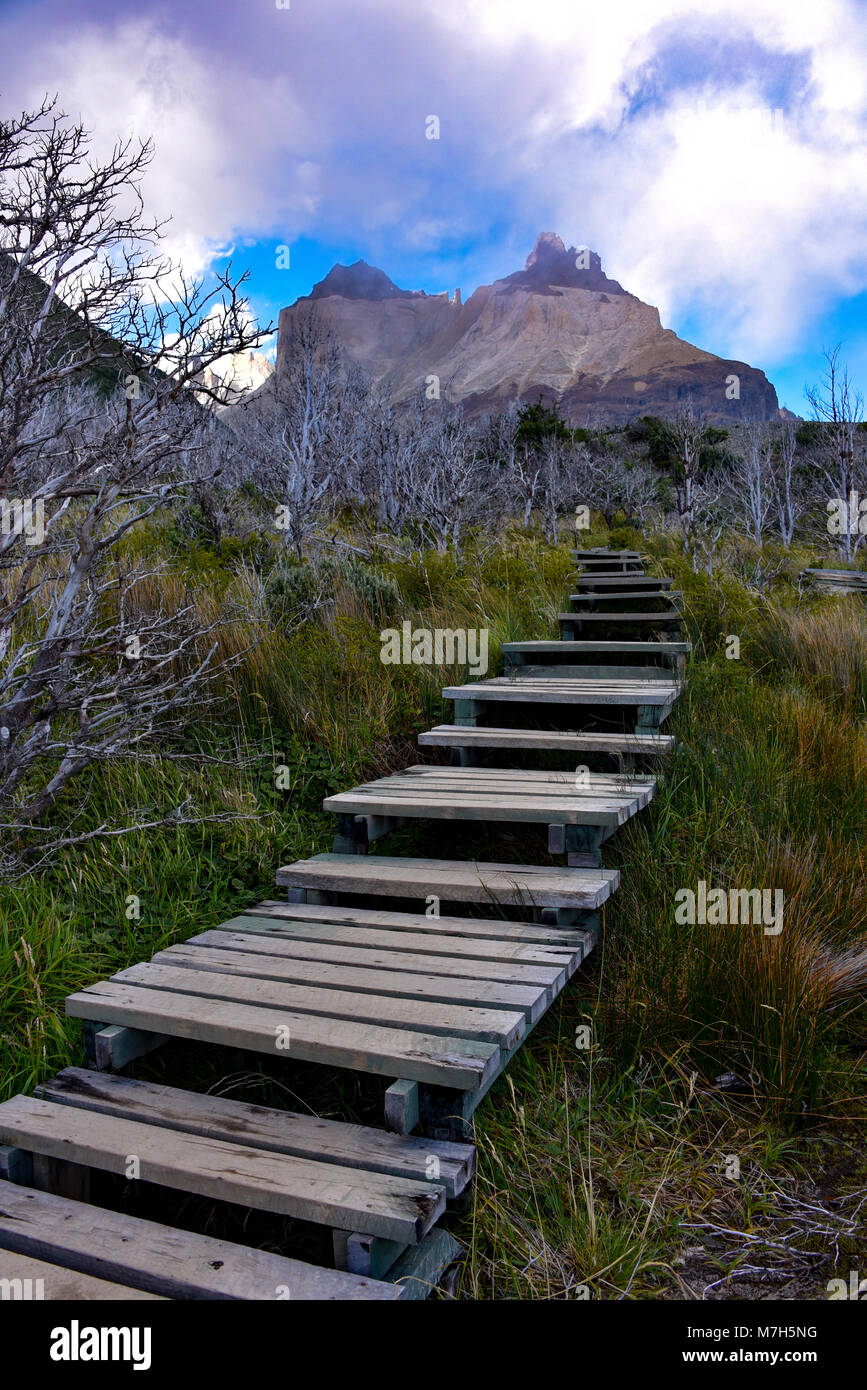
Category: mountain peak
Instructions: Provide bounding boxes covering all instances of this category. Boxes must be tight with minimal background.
[499,234,626,296]
[307,260,418,302]
[525,231,568,267]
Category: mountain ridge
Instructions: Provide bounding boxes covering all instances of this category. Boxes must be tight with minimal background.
[276,234,779,425]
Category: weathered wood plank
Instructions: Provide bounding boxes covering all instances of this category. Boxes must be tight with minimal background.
[218,914,578,967]
[0,1180,400,1299]
[322,790,641,826]
[276,853,619,910]
[419,725,675,754]
[503,639,689,654]
[110,960,527,1049]
[574,575,673,589]
[247,898,585,944]
[65,981,501,1090]
[153,942,549,1023]
[38,1069,474,1198]
[0,1095,447,1243]
[0,1248,166,1300]
[199,928,571,994]
[560,611,681,624]
[441,678,679,706]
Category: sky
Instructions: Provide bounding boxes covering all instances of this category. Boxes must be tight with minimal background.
[3,0,867,414]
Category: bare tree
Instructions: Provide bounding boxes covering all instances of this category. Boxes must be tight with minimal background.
[0,100,269,864]
[666,407,726,571]
[805,347,867,561]
[772,419,800,548]
[733,422,774,544]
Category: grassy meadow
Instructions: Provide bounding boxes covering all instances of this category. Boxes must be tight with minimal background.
[1,521,865,1299]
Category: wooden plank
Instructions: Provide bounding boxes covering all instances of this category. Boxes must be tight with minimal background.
[247,898,585,945]
[568,592,681,604]
[419,725,675,754]
[200,928,571,994]
[65,981,501,1091]
[0,1180,400,1299]
[276,853,619,909]
[323,790,641,825]
[441,679,678,706]
[360,770,655,802]
[560,611,681,623]
[110,960,527,1049]
[573,548,640,557]
[505,663,673,680]
[0,1249,166,1300]
[503,640,689,654]
[153,942,550,1024]
[574,575,673,589]
[38,1069,474,1198]
[0,1096,446,1243]
[218,915,578,967]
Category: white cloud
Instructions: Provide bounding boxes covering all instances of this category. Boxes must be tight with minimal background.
[3,0,867,368]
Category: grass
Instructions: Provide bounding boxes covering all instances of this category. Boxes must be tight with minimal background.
[1,520,865,1298]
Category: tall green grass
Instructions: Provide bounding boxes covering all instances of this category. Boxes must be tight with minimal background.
[1,521,865,1297]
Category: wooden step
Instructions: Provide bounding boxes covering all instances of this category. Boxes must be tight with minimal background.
[65,981,501,1091]
[574,575,672,589]
[419,725,675,755]
[558,611,682,625]
[568,591,682,605]
[0,1094,447,1243]
[154,939,550,1025]
[443,677,680,706]
[110,959,527,1049]
[0,1180,398,1299]
[206,927,574,996]
[276,853,618,910]
[502,640,690,656]
[38,1069,475,1199]
[573,549,641,558]
[802,568,867,593]
[323,763,655,829]
[228,912,580,967]
[247,899,586,944]
[501,638,687,682]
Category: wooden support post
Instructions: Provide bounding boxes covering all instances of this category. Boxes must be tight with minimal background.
[78,1021,167,1073]
[0,1145,33,1186]
[450,746,477,767]
[332,1230,406,1280]
[31,1153,91,1203]
[384,1079,419,1135]
[332,813,368,855]
[453,698,481,728]
[547,823,566,856]
[564,823,604,868]
[636,703,663,734]
[389,1229,465,1300]
[417,1084,474,1143]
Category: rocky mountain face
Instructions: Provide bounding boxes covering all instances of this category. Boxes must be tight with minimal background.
[276,233,779,425]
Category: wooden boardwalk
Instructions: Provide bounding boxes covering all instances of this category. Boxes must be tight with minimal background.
[801,567,867,594]
[0,545,687,1300]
